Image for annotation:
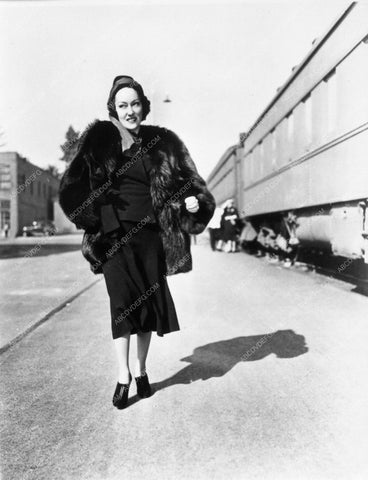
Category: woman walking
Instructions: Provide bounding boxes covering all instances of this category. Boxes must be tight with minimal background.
[58,75,215,409]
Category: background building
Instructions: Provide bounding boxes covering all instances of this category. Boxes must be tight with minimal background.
[0,152,60,238]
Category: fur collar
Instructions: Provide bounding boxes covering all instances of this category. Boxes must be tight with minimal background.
[59,118,216,275]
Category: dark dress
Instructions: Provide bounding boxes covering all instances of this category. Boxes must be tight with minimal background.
[221,206,239,242]
[101,133,180,339]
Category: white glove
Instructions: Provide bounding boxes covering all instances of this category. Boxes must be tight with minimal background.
[184,196,199,213]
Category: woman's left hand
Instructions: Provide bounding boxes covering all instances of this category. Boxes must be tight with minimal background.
[184,196,200,213]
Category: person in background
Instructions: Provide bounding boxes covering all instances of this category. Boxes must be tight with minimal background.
[221,198,240,253]
[239,218,258,253]
[215,200,229,251]
[207,206,223,251]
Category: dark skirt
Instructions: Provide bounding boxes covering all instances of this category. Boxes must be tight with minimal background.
[102,221,180,339]
[222,220,238,242]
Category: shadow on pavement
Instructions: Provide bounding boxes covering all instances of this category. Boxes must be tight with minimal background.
[0,243,81,259]
[128,329,308,407]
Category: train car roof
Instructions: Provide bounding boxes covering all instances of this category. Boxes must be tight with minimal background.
[206,144,237,183]
[241,2,357,147]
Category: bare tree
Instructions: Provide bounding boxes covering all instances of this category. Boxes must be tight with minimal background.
[46,164,60,178]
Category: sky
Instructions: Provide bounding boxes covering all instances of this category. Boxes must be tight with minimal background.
[0,0,354,179]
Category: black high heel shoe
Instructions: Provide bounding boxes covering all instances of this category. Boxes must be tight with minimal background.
[113,373,132,409]
[135,372,152,398]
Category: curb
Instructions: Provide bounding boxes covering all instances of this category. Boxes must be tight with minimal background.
[0,278,102,355]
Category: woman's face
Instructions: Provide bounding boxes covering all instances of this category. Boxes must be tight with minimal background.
[114,87,143,133]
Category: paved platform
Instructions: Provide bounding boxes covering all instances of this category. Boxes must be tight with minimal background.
[0,234,98,352]
[1,240,368,479]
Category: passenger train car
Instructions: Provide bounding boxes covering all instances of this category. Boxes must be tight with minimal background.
[206,2,368,265]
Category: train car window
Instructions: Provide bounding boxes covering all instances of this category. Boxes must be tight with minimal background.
[259,140,264,157]
[302,93,312,146]
[270,128,277,168]
[324,69,337,133]
[286,111,294,144]
[258,142,264,177]
[254,145,260,180]
[245,151,253,184]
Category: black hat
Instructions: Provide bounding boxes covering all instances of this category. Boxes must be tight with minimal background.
[107,75,150,120]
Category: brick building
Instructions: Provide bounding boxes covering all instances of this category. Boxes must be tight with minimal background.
[0,152,60,238]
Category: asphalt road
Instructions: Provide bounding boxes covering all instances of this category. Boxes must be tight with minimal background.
[0,234,96,352]
[1,240,367,480]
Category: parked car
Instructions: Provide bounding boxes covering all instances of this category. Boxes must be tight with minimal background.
[22,221,55,237]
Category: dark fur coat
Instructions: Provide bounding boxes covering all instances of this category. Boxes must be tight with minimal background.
[58,120,216,275]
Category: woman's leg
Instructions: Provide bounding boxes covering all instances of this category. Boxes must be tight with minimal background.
[113,333,131,384]
[135,331,152,377]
